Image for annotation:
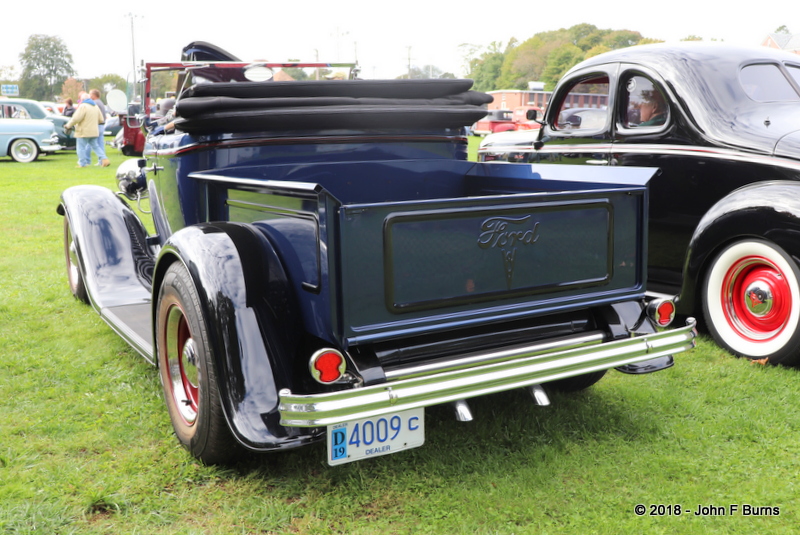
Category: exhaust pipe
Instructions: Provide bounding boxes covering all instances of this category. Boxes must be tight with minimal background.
[527,384,550,406]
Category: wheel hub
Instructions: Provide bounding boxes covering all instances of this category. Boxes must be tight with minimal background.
[67,230,80,287]
[165,305,199,425]
[744,280,773,316]
[181,338,200,391]
[725,260,790,340]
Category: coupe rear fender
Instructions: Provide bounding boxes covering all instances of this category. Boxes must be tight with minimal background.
[679,181,800,316]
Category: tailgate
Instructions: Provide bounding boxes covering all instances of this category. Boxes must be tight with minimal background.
[338,174,650,344]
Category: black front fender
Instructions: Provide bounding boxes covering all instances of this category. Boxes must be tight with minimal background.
[154,222,322,451]
[680,181,800,316]
[58,185,153,310]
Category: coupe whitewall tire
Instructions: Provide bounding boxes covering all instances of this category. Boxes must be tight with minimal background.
[703,240,800,364]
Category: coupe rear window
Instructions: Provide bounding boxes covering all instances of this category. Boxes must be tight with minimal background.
[621,75,669,129]
[740,64,800,102]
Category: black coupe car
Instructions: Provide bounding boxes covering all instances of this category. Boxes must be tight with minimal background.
[479,42,800,365]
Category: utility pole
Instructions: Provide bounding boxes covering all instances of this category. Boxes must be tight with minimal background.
[332,27,350,61]
[125,13,140,101]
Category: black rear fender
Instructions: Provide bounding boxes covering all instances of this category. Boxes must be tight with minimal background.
[154,222,322,450]
[680,181,800,316]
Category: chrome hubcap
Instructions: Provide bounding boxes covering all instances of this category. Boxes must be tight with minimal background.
[744,281,773,316]
[65,224,80,289]
[723,257,791,341]
[182,339,200,392]
[165,305,199,425]
[68,240,79,282]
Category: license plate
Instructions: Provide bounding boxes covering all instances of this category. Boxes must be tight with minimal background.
[327,408,425,466]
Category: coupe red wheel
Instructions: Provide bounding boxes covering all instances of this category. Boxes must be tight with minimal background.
[704,240,800,364]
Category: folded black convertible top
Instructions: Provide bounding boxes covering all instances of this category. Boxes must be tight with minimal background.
[172,79,492,134]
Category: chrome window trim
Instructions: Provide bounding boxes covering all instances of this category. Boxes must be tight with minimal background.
[478,143,800,172]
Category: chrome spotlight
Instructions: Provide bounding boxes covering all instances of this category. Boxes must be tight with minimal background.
[116,159,148,201]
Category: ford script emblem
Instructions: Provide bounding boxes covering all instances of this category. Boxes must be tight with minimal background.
[478,215,540,289]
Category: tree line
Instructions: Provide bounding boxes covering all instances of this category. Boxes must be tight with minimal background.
[463,23,794,92]
[3,25,791,103]
[1,35,129,103]
[463,23,663,92]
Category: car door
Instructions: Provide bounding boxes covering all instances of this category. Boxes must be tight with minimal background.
[536,65,616,166]
[610,67,688,288]
[610,65,761,291]
[542,64,714,291]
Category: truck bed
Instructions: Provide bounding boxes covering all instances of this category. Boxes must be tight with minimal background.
[190,162,655,346]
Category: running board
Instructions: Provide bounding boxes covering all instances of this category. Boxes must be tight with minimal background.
[100,303,154,364]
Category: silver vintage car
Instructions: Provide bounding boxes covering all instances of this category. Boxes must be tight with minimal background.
[0,117,61,162]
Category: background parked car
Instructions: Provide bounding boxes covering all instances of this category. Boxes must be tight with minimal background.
[478,42,800,365]
[0,98,74,150]
[103,114,122,137]
[471,109,514,135]
[479,129,539,162]
[0,117,61,162]
[511,105,544,130]
[39,101,63,115]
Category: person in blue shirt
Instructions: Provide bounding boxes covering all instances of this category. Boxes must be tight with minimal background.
[89,88,110,167]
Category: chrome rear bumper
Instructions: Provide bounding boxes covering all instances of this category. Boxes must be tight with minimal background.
[279,318,697,427]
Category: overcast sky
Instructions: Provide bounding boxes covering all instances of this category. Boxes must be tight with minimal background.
[1,0,796,82]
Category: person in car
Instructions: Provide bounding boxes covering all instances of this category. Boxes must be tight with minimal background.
[639,88,667,126]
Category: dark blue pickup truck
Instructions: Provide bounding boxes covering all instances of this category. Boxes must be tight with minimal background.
[58,43,696,465]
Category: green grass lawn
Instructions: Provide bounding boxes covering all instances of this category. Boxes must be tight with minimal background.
[2,149,800,534]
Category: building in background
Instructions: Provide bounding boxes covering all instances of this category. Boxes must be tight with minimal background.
[762,33,800,54]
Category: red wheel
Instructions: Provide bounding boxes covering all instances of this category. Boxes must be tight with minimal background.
[703,240,800,364]
[63,216,89,304]
[161,300,200,427]
[156,262,239,463]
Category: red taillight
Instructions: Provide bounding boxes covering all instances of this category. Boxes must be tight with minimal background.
[309,349,346,384]
[647,298,676,327]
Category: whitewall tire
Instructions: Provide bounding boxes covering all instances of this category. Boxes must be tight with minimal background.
[703,239,800,365]
[9,138,39,163]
